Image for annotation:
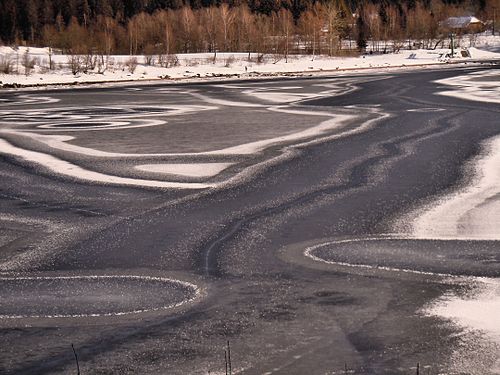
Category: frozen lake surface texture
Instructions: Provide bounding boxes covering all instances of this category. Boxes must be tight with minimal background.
[1,63,500,374]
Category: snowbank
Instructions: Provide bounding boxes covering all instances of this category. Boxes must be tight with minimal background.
[1,40,499,88]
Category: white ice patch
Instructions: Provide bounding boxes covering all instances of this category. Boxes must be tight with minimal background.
[411,135,500,240]
[426,278,500,341]
[3,110,355,158]
[1,104,216,130]
[0,139,213,190]
[135,163,233,177]
[207,110,354,155]
[242,88,320,103]
[36,118,166,131]
[436,69,500,104]
[423,277,500,373]
[399,133,500,369]
[0,84,380,191]
[188,92,263,107]
[407,108,445,113]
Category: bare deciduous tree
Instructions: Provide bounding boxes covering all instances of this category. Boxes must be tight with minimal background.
[219,4,236,52]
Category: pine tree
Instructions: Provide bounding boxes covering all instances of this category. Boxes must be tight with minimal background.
[77,0,91,27]
[356,8,367,51]
[0,0,18,43]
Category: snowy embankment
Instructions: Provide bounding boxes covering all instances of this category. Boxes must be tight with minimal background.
[1,43,499,88]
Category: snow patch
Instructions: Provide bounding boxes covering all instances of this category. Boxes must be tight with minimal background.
[401,133,500,367]
[436,69,500,104]
[135,163,233,177]
[426,278,500,341]
[411,135,500,240]
[2,44,499,87]
[0,139,213,190]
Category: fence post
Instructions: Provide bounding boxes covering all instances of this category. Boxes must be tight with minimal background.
[71,344,80,375]
[224,350,228,375]
[227,340,232,375]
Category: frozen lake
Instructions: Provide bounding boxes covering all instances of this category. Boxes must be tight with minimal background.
[1,65,500,374]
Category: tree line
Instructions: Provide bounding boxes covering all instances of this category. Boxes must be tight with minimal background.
[1,0,498,56]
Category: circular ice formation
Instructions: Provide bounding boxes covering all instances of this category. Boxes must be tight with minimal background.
[305,237,500,277]
[0,275,200,319]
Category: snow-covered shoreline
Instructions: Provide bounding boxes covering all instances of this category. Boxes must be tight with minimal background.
[1,44,499,89]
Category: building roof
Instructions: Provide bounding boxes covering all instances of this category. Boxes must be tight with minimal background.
[443,16,483,29]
